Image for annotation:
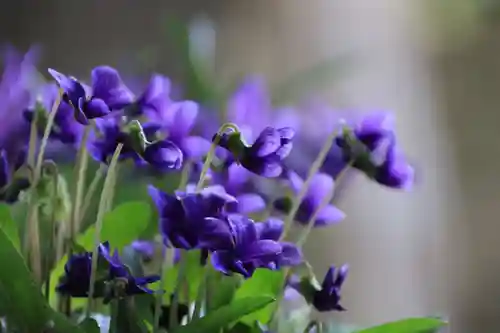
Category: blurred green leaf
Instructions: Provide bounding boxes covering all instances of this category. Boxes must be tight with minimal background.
[207,273,241,313]
[173,296,275,333]
[353,317,447,333]
[79,318,100,333]
[0,226,84,333]
[234,269,285,324]
[0,203,20,252]
[48,201,151,308]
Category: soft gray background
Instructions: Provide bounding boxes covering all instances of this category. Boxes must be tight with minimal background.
[2,1,498,332]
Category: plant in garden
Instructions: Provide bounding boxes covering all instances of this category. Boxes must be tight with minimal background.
[0,44,447,333]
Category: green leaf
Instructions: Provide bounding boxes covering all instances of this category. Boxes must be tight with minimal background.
[207,274,241,312]
[0,203,20,252]
[79,318,101,333]
[0,226,84,333]
[48,201,151,308]
[354,317,447,333]
[173,296,275,333]
[233,269,285,324]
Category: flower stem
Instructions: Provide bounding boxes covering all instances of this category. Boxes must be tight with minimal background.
[296,161,352,248]
[195,123,239,191]
[43,161,59,301]
[85,143,124,318]
[153,162,191,333]
[169,250,188,330]
[79,165,106,224]
[192,265,209,320]
[24,89,62,283]
[280,128,340,241]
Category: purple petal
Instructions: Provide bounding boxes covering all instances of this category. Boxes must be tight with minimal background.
[75,99,90,125]
[147,185,175,212]
[278,242,303,266]
[235,193,266,214]
[307,173,334,207]
[252,127,280,157]
[259,163,283,178]
[314,204,345,226]
[227,163,252,192]
[242,239,282,261]
[181,136,211,160]
[48,68,86,107]
[83,98,110,119]
[277,127,295,141]
[255,218,284,241]
[228,215,258,246]
[284,170,304,194]
[139,74,171,107]
[91,66,134,109]
[143,140,183,171]
[167,101,198,140]
[211,250,232,275]
[199,217,234,250]
[0,150,10,187]
[131,240,156,259]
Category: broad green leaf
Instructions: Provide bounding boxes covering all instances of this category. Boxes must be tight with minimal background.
[207,273,241,313]
[354,317,447,333]
[48,201,151,307]
[79,318,100,333]
[173,296,275,333]
[0,226,84,333]
[234,269,285,324]
[0,203,20,252]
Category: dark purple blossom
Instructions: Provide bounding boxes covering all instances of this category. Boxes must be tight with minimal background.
[209,214,295,278]
[214,126,295,178]
[23,83,84,145]
[335,112,414,190]
[274,171,345,227]
[130,74,172,117]
[312,264,348,312]
[48,66,134,125]
[57,241,159,299]
[148,185,237,250]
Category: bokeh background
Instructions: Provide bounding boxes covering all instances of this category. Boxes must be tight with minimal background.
[3,1,500,332]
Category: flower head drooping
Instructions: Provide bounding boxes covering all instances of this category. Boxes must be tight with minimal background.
[312,264,348,312]
[148,185,237,250]
[335,112,414,190]
[57,241,159,300]
[48,66,134,125]
[23,83,84,146]
[274,170,345,227]
[214,126,295,178]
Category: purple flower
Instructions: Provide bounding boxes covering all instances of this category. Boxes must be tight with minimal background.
[335,112,414,190]
[312,264,348,312]
[215,126,295,178]
[130,240,181,264]
[141,140,183,171]
[57,241,159,299]
[274,171,345,227]
[131,74,172,117]
[48,66,134,125]
[255,217,302,268]
[23,83,84,146]
[148,185,237,250]
[209,214,284,278]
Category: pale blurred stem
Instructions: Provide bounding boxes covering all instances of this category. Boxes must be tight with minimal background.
[44,164,59,300]
[295,161,352,248]
[195,122,239,191]
[153,163,191,333]
[304,320,323,333]
[24,89,62,284]
[280,129,340,241]
[79,165,106,224]
[192,266,209,320]
[169,251,188,330]
[85,143,123,318]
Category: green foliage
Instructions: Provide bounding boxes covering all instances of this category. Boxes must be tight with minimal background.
[48,201,151,308]
[0,203,20,252]
[353,318,447,333]
[234,269,285,325]
[173,296,275,333]
[78,317,101,333]
[0,224,84,333]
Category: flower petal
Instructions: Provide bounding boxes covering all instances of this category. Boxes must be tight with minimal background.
[167,101,198,140]
[255,217,284,241]
[314,204,345,226]
[84,98,110,119]
[307,173,334,207]
[235,193,266,214]
[242,239,282,262]
[251,127,280,157]
[181,136,211,160]
[91,66,134,109]
[210,250,232,275]
[228,214,258,246]
[278,242,303,266]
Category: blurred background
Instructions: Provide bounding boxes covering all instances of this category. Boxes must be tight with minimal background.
[3,0,500,332]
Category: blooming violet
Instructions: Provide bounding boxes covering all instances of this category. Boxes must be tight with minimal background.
[312,264,349,312]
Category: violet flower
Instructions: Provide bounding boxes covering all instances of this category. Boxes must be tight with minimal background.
[335,112,414,190]
[130,74,172,117]
[312,264,348,312]
[214,126,295,178]
[48,66,134,125]
[148,185,237,250]
[57,241,159,299]
[274,171,345,227]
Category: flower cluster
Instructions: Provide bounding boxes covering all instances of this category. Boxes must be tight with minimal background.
[0,47,419,333]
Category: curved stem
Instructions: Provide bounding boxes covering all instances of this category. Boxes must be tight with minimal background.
[85,143,124,318]
[280,128,340,241]
[195,122,239,191]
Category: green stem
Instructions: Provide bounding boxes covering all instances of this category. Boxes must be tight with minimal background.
[24,89,62,283]
[296,162,352,248]
[85,143,124,318]
[192,265,209,320]
[169,251,188,330]
[44,162,59,301]
[280,128,340,241]
[79,165,106,225]
[195,123,239,191]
